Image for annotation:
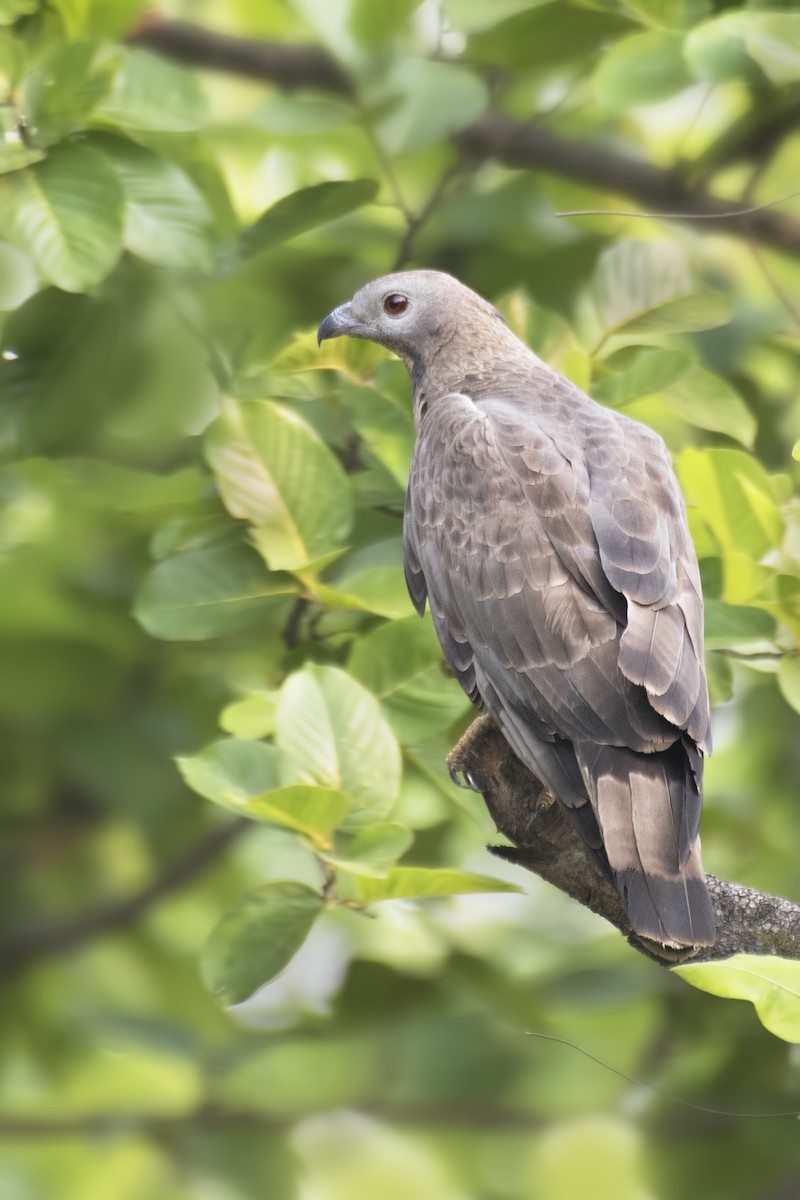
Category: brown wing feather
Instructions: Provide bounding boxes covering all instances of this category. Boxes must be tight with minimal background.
[403,374,714,946]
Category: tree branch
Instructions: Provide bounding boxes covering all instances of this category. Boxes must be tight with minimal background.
[129,19,800,259]
[448,716,800,964]
[130,16,354,95]
[457,113,800,256]
[0,819,249,982]
[0,1101,543,1139]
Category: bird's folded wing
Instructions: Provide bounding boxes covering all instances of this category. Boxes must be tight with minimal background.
[404,386,709,752]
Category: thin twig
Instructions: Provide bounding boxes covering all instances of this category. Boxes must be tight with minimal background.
[554,190,800,221]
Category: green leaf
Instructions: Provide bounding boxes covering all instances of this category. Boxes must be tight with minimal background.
[245,786,351,845]
[675,955,800,1042]
[220,692,278,739]
[586,240,732,346]
[778,655,800,715]
[95,47,208,132]
[90,133,212,269]
[678,448,784,560]
[597,350,755,445]
[134,540,297,640]
[23,40,120,144]
[179,741,349,842]
[381,666,471,743]
[275,664,401,830]
[201,882,323,1005]
[532,1117,650,1200]
[0,241,36,309]
[686,13,800,86]
[350,0,422,48]
[349,615,443,697]
[316,566,414,619]
[469,2,634,70]
[0,142,124,292]
[205,398,353,572]
[372,59,488,156]
[704,600,776,651]
[353,866,523,902]
[251,94,355,136]
[593,348,692,408]
[176,738,281,805]
[593,31,691,111]
[241,180,378,256]
[793,439,800,463]
[661,366,755,447]
[324,823,413,877]
[743,15,800,86]
[0,0,36,22]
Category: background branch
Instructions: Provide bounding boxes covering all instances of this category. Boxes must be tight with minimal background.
[0,819,249,982]
[131,18,800,259]
[449,717,800,964]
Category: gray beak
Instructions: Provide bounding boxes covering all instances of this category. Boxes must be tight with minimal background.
[317,302,355,346]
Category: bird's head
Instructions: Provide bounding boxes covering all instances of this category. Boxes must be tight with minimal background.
[317,270,507,375]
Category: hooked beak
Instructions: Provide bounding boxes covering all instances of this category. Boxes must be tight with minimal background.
[317,301,356,346]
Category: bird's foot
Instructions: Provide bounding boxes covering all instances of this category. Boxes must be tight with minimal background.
[446,714,496,792]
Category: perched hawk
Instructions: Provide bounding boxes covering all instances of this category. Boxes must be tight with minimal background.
[318,270,715,948]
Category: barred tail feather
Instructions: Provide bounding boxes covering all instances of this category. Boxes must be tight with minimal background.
[575,740,716,948]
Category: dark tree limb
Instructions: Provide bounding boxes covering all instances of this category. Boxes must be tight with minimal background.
[0,819,249,983]
[130,16,354,95]
[448,716,800,965]
[129,19,800,259]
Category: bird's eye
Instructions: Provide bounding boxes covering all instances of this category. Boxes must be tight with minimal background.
[384,293,409,316]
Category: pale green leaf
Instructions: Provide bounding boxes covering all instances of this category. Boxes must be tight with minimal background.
[323,823,413,877]
[381,666,471,743]
[0,143,124,292]
[349,615,443,698]
[587,240,731,346]
[202,882,323,1005]
[176,738,280,805]
[678,448,784,560]
[778,655,800,715]
[23,41,120,144]
[0,0,36,22]
[675,955,800,1042]
[95,47,208,132]
[685,13,760,84]
[246,785,351,845]
[704,600,776,651]
[661,365,755,446]
[317,566,414,620]
[250,94,355,136]
[687,13,800,86]
[531,1117,650,1200]
[373,59,488,156]
[351,0,423,48]
[743,15,800,86]
[205,398,353,572]
[275,664,401,829]
[593,348,691,408]
[241,179,377,256]
[353,866,524,902]
[90,133,213,269]
[134,540,297,640]
[220,692,278,739]
[593,31,691,111]
[469,3,634,70]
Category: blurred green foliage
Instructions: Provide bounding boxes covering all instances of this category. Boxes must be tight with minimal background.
[1,0,800,1197]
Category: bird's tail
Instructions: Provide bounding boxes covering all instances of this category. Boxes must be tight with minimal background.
[574,740,716,949]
